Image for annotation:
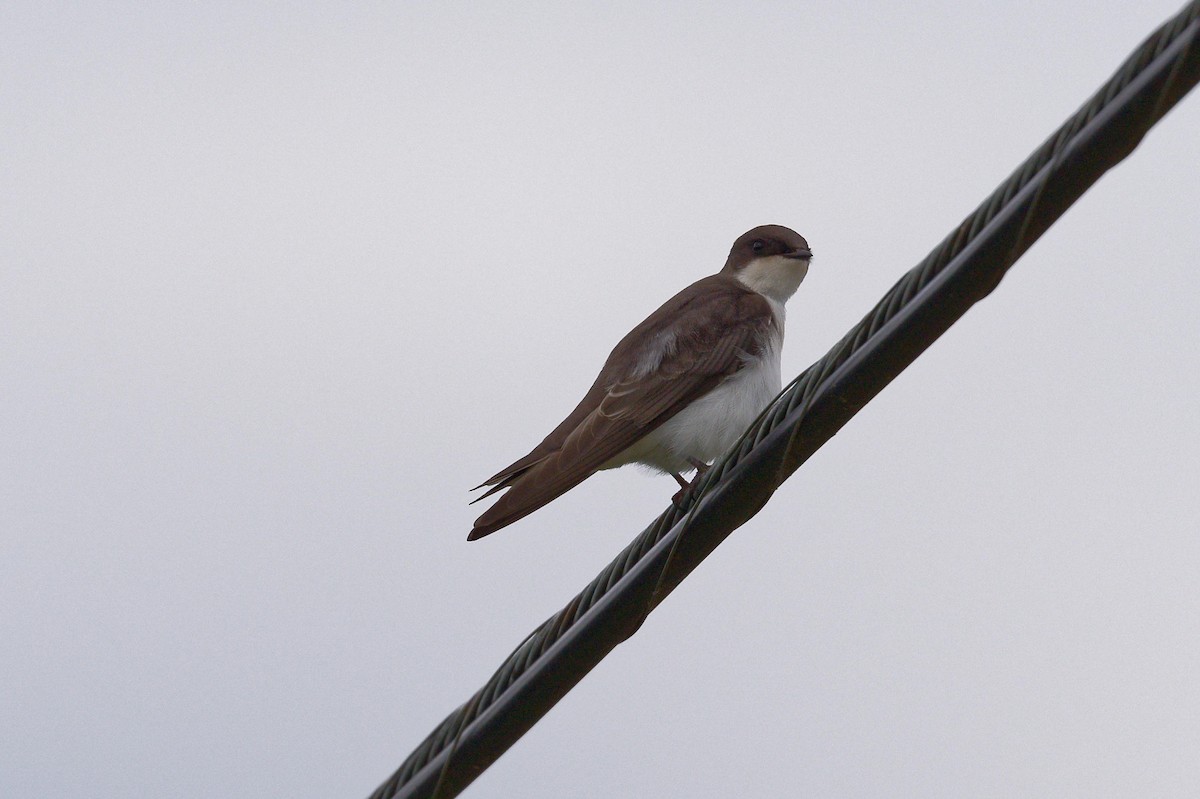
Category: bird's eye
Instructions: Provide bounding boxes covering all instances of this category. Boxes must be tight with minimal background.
[751,240,765,252]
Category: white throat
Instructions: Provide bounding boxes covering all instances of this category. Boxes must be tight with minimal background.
[734,254,810,304]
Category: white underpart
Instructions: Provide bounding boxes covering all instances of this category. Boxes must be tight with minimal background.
[610,316,783,474]
[602,253,810,476]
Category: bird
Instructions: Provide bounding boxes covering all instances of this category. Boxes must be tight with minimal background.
[469,224,812,540]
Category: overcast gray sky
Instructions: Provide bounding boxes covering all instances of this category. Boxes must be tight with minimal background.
[3,2,1199,797]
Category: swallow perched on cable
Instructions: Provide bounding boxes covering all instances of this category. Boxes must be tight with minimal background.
[469,225,812,540]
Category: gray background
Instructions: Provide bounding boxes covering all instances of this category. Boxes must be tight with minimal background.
[4,2,1199,797]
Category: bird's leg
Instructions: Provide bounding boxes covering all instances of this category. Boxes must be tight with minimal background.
[670,458,712,507]
[671,472,690,507]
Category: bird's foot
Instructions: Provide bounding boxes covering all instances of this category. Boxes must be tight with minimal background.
[671,461,711,508]
[677,458,712,507]
[671,472,691,508]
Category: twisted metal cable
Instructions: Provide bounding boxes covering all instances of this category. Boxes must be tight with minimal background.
[370,3,1200,797]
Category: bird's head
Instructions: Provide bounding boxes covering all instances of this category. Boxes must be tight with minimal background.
[722,224,812,303]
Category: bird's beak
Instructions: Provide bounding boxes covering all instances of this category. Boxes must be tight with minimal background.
[785,247,813,261]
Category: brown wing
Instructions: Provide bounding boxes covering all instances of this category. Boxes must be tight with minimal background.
[469,276,773,539]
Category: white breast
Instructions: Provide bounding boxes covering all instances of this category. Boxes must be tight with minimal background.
[606,300,785,475]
